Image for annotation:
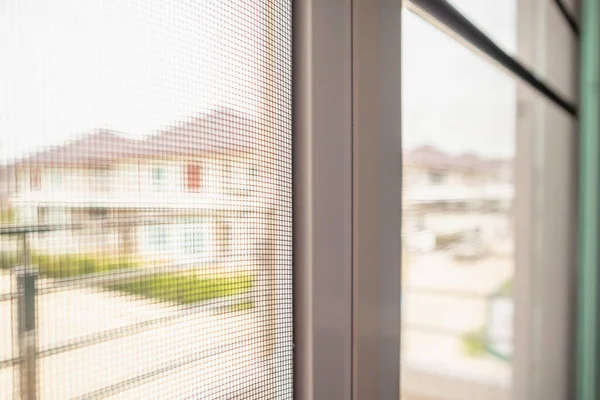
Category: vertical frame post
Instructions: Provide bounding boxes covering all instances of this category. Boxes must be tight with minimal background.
[294,0,402,398]
[16,234,37,400]
[352,0,402,397]
[293,0,354,398]
[577,0,600,398]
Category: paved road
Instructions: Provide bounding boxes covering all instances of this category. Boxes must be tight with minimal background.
[0,272,272,399]
[401,249,513,399]
[0,243,512,399]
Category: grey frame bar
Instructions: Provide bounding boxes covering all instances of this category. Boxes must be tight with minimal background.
[293,0,354,397]
[352,0,402,398]
[294,0,402,398]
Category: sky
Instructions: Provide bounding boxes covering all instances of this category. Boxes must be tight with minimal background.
[402,0,517,158]
[1,0,516,162]
[0,0,266,162]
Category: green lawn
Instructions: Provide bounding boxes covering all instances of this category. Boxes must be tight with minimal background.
[225,300,255,313]
[1,251,253,307]
[108,274,254,305]
[33,254,137,278]
[461,279,513,357]
[0,252,21,270]
[496,279,512,297]
[461,328,486,357]
[1,252,136,278]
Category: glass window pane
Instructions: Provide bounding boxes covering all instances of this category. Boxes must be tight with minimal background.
[402,9,516,399]
[0,0,292,398]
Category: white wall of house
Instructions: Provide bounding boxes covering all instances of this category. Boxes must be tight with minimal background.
[9,154,269,209]
[137,221,216,264]
[132,214,267,270]
[404,165,513,206]
[404,166,493,189]
[5,152,274,270]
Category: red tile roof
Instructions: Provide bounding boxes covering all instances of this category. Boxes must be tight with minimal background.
[139,107,262,158]
[9,107,262,167]
[404,145,512,172]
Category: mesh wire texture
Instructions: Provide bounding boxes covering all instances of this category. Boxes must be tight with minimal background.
[0,0,292,398]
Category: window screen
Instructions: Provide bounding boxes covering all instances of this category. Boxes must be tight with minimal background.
[0,0,292,399]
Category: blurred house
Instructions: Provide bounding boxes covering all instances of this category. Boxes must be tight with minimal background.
[0,108,276,270]
[403,145,514,252]
[403,145,514,213]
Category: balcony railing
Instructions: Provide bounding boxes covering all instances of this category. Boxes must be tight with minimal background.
[0,217,277,399]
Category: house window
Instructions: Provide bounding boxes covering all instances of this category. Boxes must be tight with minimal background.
[185,164,202,192]
[51,170,63,189]
[248,166,260,192]
[223,164,232,189]
[38,207,49,225]
[92,167,110,192]
[184,225,205,255]
[230,164,250,196]
[15,171,21,193]
[148,225,168,251]
[219,221,232,255]
[38,207,68,225]
[429,171,446,185]
[249,165,259,179]
[89,208,109,220]
[151,167,165,192]
[30,169,41,191]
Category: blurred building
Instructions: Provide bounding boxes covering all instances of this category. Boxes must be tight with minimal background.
[403,146,514,252]
[0,108,275,270]
[403,145,514,213]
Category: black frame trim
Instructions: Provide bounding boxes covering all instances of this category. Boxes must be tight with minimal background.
[407,0,578,117]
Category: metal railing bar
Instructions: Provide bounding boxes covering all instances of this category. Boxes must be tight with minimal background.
[0,292,251,370]
[405,0,578,117]
[0,214,268,235]
[36,266,168,294]
[70,340,252,400]
[0,292,17,302]
[37,292,251,358]
[0,225,65,235]
[0,357,20,369]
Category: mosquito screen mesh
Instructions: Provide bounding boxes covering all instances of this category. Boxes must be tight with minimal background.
[0,0,292,398]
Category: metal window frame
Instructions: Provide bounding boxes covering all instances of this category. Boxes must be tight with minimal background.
[577,2,600,399]
[295,1,578,399]
[513,1,580,400]
[294,0,402,398]
[513,82,579,400]
[397,1,579,400]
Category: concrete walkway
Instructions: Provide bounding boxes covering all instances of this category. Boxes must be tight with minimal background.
[401,250,513,400]
[0,272,271,399]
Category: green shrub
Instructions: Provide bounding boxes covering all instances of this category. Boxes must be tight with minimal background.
[0,209,15,225]
[1,251,252,306]
[0,252,136,278]
[435,232,465,250]
[496,279,513,297]
[461,327,486,357]
[0,252,20,270]
[32,254,136,278]
[225,300,254,313]
[109,274,254,305]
